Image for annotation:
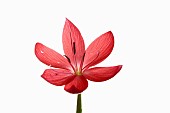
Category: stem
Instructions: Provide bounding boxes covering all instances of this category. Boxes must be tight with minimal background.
[76,94,82,113]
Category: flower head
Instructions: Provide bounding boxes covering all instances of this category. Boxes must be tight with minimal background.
[35,18,122,94]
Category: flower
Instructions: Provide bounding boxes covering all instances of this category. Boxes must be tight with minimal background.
[35,18,122,94]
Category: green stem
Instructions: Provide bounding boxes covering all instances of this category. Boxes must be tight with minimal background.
[76,94,82,113]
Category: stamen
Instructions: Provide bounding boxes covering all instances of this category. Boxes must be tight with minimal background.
[82,52,85,61]
[79,52,86,70]
[69,32,76,55]
[82,52,100,71]
[64,55,76,72]
[63,55,71,63]
[73,42,76,54]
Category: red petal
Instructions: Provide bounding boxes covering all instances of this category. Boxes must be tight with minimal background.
[35,43,72,70]
[41,69,75,86]
[62,19,85,68]
[83,31,114,69]
[83,65,122,82]
[64,76,88,94]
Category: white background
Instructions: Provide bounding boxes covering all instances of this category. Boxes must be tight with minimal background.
[0,0,170,113]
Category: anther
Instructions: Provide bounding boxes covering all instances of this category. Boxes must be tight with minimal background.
[73,42,76,54]
[63,55,71,63]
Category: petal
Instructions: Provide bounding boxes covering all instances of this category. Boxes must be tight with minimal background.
[62,18,85,68]
[83,65,122,82]
[35,43,72,70]
[83,31,114,69]
[41,69,75,86]
[64,76,88,94]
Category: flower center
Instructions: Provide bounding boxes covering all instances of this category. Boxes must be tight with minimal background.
[75,71,82,76]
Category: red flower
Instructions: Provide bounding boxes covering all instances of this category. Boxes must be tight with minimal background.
[35,19,122,94]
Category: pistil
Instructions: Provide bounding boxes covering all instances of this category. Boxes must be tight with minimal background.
[75,70,82,76]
